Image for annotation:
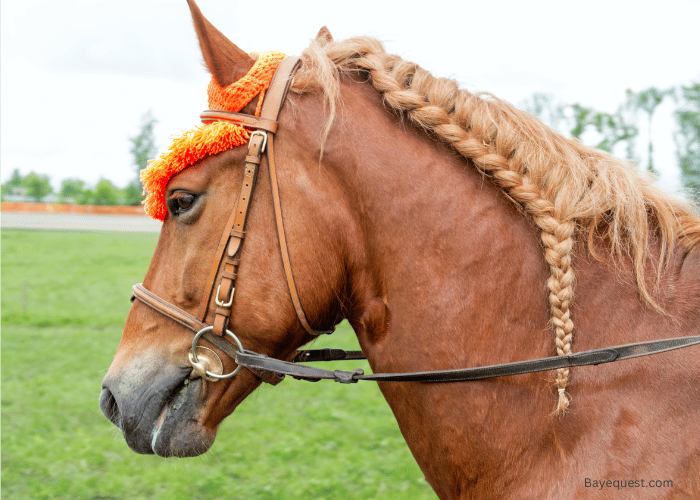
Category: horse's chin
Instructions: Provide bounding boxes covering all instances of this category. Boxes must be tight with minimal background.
[100,365,218,458]
[148,378,218,457]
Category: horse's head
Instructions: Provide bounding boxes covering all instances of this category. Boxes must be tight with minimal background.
[100,1,351,457]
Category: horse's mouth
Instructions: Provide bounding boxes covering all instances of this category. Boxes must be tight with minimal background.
[100,365,216,457]
[150,377,213,456]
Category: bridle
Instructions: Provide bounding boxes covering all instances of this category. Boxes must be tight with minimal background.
[133,56,331,384]
[132,57,700,387]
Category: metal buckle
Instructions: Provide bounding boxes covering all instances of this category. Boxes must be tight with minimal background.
[250,130,268,153]
[190,326,244,380]
[215,284,234,308]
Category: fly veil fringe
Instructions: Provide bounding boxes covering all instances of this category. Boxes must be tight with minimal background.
[141,51,286,221]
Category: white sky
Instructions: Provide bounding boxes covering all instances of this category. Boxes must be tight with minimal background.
[2,0,699,194]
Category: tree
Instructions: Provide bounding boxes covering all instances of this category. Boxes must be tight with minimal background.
[93,178,120,206]
[2,169,24,200]
[21,172,53,202]
[674,82,700,204]
[59,178,86,202]
[7,168,24,189]
[522,93,568,133]
[524,95,638,159]
[123,182,143,207]
[626,87,673,174]
[127,111,158,205]
[589,110,638,155]
[76,189,95,205]
[569,104,594,140]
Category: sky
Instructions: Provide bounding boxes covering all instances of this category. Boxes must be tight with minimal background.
[2,0,699,194]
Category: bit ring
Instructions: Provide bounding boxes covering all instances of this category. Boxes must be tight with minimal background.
[190,326,244,379]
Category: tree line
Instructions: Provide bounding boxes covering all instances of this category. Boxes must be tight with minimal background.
[521,82,699,203]
[1,112,157,206]
[2,85,699,206]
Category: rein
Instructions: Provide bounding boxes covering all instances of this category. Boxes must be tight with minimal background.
[132,56,700,387]
[239,336,700,383]
[132,279,700,384]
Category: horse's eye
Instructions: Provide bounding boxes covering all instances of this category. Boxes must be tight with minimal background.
[168,192,197,216]
[177,194,195,211]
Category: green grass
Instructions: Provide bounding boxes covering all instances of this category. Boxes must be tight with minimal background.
[1,229,436,500]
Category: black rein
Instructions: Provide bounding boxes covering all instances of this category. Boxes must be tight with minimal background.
[240,335,700,384]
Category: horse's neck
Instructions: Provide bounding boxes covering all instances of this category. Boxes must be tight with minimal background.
[321,80,552,371]
[670,243,700,330]
[316,83,564,495]
[573,239,700,349]
[309,81,700,496]
[321,79,700,358]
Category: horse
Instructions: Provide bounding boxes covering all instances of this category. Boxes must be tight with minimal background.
[100,1,700,498]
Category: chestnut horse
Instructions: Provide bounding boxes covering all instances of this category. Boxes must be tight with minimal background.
[101,1,700,498]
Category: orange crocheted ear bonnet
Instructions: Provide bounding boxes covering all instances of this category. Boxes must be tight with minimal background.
[141,51,286,221]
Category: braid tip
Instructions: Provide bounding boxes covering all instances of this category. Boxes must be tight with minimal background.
[553,387,571,416]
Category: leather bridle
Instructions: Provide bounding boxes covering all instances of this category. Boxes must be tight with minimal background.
[132,56,700,387]
[133,56,332,385]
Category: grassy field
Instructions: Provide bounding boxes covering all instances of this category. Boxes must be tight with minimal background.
[1,229,436,500]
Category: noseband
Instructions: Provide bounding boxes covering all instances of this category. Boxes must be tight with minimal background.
[132,57,700,387]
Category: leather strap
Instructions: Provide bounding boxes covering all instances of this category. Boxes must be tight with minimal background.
[133,283,237,360]
[267,135,334,336]
[197,57,300,332]
[133,283,206,332]
[196,133,265,326]
[293,348,366,362]
[236,335,700,384]
[211,133,265,336]
[258,57,301,118]
[133,282,700,386]
[200,110,278,133]
[263,57,334,336]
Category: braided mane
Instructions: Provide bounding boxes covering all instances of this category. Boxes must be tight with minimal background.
[290,35,700,413]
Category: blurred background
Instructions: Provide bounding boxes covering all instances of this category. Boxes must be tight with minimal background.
[2,0,699,204]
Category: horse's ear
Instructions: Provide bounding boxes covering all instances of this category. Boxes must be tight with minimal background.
[186,0,255,87]
[315,26,333,45]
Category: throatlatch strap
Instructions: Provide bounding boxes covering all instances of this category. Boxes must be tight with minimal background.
[267,136,334,336]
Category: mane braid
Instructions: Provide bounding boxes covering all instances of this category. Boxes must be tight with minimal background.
[291,35,700,414]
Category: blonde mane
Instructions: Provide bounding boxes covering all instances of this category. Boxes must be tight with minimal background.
[290,35,700,413]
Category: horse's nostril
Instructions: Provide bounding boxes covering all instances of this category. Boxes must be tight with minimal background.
[99,388,121,428]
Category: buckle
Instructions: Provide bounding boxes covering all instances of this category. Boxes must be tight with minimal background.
[215,284,235,308]
[249,130,268,153]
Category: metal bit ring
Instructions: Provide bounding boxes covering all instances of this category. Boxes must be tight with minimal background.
[190,326,244,379]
